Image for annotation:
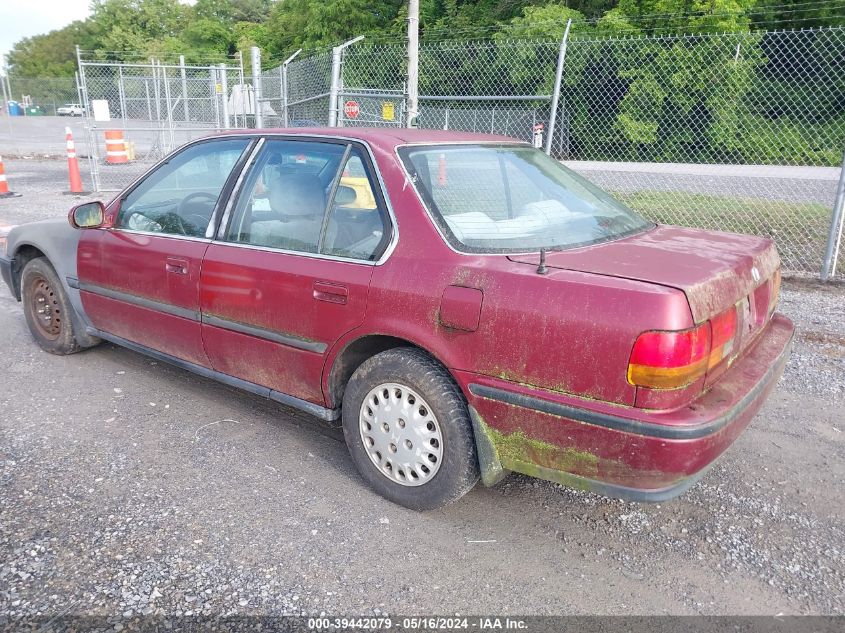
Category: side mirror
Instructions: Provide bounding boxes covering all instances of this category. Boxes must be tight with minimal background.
[68,201,106,229]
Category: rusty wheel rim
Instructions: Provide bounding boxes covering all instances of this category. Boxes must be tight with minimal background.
[28,276,62,341]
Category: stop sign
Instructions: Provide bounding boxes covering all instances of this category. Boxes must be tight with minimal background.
[344,100,360,119]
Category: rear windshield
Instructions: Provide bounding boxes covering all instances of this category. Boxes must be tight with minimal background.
[398,144,651,254]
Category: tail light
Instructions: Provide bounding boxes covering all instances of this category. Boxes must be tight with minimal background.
[627,323,710,389]
[628,304,740,390]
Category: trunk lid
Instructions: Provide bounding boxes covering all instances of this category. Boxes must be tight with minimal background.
[508,225,780,324]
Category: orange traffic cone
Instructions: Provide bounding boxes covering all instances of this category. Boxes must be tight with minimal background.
[65,127,87,194]
[104,130,128,164]
[0,156,21,198]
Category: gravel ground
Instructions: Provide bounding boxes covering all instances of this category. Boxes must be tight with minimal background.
[0,164,844,620]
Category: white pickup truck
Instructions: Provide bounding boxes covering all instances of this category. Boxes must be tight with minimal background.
[57,103,85,116]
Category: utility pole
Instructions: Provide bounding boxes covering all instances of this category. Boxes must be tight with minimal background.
[407,0,419,128]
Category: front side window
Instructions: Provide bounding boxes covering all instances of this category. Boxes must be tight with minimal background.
[116,138,250,238]
[399,144,652,253]
[225,140,389,261]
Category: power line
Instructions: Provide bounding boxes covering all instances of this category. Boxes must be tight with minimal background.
[399,0,845,41]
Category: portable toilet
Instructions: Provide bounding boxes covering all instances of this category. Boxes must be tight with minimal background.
[7,100,23,116]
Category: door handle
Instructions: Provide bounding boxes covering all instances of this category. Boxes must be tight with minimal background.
[313,281,348,305]
[165,257,189,275]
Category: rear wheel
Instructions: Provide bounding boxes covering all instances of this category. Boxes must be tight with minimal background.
[21,258,85,355]
[341,348,479,510]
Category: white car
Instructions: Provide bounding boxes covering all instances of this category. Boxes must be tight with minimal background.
[57,103,85,116]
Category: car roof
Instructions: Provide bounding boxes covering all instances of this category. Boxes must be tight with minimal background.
[217,127,526,150]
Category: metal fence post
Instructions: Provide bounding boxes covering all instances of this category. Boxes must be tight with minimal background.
[75,45,99,192]
[144,80,152,121]
[210,67,221,130]
[821,146,845,280]
[250,46,263,128]
[161,62,175,151]
[545,18,572,156]
[117,66,127,126]
[74,71,82,110]
[329,36,364,127]
[237,51,246,128]
[329,46,342,127]
[281,68,289,127]
[179,55,190,123]
[152,60,162,125]
[219,64,230,129]
[1,70,9,110]
[282,49,302,127]
[1,70,13,144]
[407,0,420,128]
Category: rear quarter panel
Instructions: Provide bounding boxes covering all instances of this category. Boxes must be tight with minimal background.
[361,253,693,407]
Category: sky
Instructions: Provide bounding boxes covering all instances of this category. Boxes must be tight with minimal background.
[0,1,92,70]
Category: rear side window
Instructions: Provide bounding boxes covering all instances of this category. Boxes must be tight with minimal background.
[116,139,249,237]
[224,140,390,261]
[400,144,651,253]
[324,153,386,260]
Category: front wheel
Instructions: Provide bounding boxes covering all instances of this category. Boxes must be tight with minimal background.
[341,348,479,510]
[21,258,88,355]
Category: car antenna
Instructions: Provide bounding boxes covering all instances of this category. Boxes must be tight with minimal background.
[537,248,548,275]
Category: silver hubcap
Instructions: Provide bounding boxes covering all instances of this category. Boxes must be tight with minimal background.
[359,382,443,487]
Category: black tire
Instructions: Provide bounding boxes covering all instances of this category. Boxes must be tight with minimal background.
[341,347,479,510]
[21,257,87,355]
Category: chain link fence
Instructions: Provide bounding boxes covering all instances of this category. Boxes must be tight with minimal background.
[1,26,843,276]
[76,56,248,191]
[558,28,845,278]
[258,26,845,278]
[5,76,79,116]
[261,50,334,127]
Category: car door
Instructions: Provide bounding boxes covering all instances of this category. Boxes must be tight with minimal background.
[200,138,393,405]
[77,137,253,366]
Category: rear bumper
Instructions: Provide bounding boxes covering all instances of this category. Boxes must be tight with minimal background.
[0,255,14,297]
[457,313,795,501]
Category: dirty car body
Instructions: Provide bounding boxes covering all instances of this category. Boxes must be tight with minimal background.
[0,128,794,509]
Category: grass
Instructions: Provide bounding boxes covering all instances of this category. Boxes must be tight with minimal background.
[613,190,834,275]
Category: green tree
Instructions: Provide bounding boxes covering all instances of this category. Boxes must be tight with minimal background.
[264,0,404,57]
[6,21,97,76]
[84,0,189,58]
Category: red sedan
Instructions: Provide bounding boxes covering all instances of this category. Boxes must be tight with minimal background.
[0,129,794,509]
